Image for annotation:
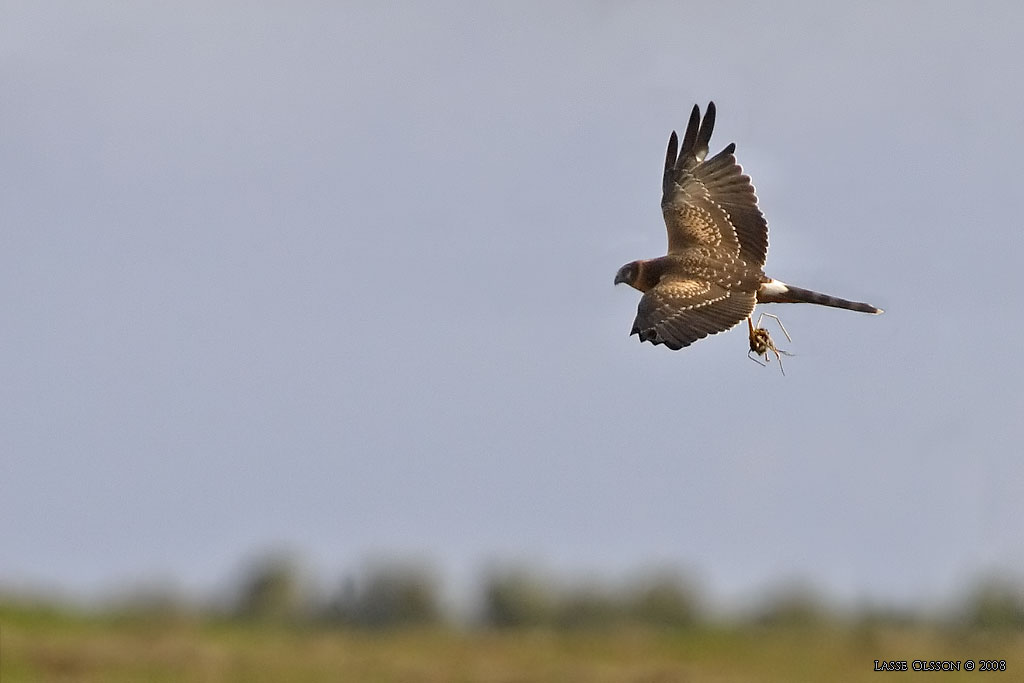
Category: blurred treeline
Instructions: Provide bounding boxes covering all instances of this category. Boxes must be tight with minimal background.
[57,553,1023,632]
[230,557,702,630]
[6,558,1023,682]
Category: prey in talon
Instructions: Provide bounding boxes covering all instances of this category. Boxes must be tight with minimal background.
[747,312,793,375]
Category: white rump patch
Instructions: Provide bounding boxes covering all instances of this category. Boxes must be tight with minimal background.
[759,279,790,296]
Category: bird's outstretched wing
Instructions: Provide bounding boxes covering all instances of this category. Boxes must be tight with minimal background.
[631,276,756,350]
[662,102,768,267]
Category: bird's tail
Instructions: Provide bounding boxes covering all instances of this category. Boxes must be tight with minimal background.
[757,279,883,314]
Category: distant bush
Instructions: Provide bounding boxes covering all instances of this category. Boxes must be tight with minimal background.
[961,576,1024,629]
[750,581,829,626]
[480,568,701,630]
[480,570,556,628]
[324,562,442,629]
[623,571,701,627]
[554,585,619,629]
[233,554,307,623]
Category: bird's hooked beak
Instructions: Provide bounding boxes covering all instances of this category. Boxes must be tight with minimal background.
[614,263,635,286]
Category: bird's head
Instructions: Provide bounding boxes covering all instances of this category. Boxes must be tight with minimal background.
[614,261,641,289]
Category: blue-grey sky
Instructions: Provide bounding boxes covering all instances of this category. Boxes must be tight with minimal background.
[3,3,1023,609]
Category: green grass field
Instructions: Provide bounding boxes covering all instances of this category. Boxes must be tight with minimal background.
[3,604,1022,682]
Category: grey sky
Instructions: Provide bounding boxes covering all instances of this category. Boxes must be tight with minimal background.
[2,3,1022,609]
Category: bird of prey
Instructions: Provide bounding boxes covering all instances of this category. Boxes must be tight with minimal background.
[614,102,882,352]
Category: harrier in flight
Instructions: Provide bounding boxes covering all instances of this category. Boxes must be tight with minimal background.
[615,102,882,352]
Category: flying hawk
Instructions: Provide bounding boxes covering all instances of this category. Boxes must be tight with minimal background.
[615,102,882,351]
